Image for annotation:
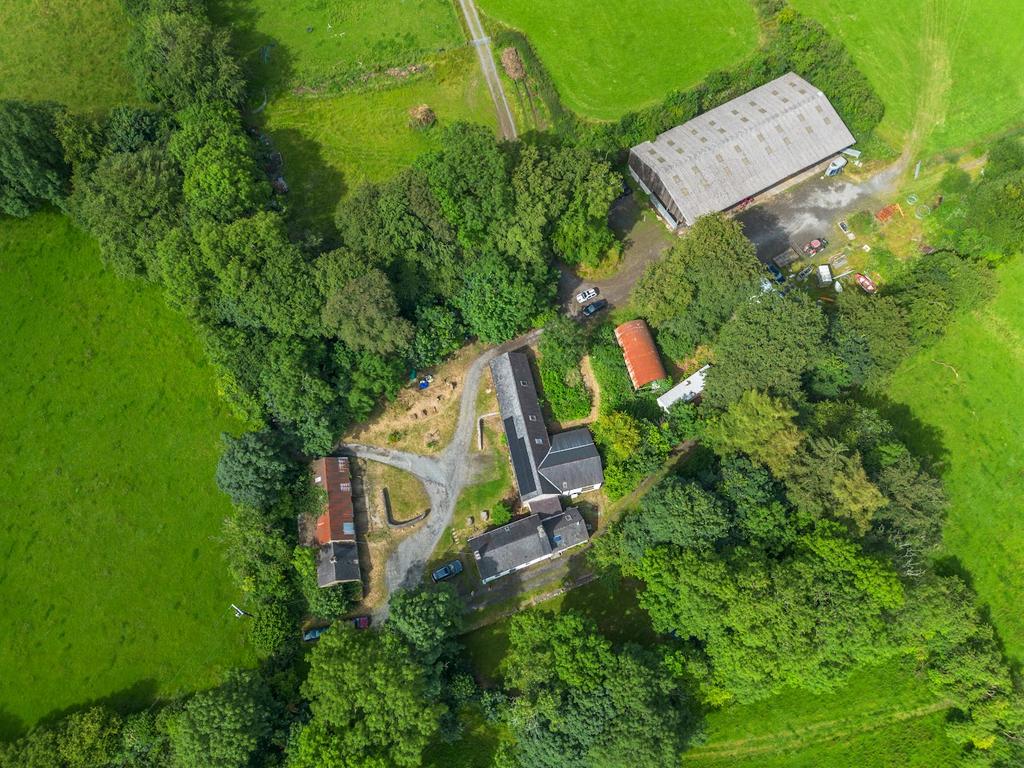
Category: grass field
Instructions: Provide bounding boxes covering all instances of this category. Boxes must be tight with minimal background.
[685,660,955,767]
[0,0,136,110]
[263,48,496,232]
[888,257,1024,663]
[0,213,253,738]
[791,0,1024,154]
[476,0,758,120]
[210,0,463,94]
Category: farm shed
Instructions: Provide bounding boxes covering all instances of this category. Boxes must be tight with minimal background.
[468,507,589,584]
[311,456,361,587]
[490,351,604,508]
[657,364,711,411]
[628,72,855,229]
[614,320,667,390]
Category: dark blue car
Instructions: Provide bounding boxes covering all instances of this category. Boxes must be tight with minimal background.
[766,263,786,284]
[431,559,464,583]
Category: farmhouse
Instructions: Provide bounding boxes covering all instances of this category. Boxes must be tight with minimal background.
[615,320,667,390]
[657,364,711,411]
[628,72,855,229]
[311,456,361,588]
[490,351,603,510]
[468,507,589,584]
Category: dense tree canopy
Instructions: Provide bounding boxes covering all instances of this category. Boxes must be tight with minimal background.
[500,611,697,768]
[0,100,70,216]
[290,627,444,768]
[633,214,761,359]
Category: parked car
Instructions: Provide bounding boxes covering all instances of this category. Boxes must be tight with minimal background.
[766,263,786,283]
[303,626,328,642]
[351,616,371,629]
[575,287,599,304]
[838,220,851,234]
[855,273,878,294]
[431,559,464,583]
[802,238,829,255]
[581,299,608,317]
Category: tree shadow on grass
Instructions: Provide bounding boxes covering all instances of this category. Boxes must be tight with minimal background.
[0,707,25,743]
[858,393,949,471]
[210,0,297,102]
[268,128,347,245]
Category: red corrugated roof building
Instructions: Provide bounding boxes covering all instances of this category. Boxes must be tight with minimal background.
[312,456,355,545]
[614,320,667,390]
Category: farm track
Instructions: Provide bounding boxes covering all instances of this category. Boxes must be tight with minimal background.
[683,700,950,762]
[457,0,517,139]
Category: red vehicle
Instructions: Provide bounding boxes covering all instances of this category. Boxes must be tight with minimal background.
[855,273,877,294]
[802,238,829,255]
[352,616,372,630]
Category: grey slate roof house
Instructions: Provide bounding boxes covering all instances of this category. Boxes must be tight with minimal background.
[490,351,603,510]
[628,72,855,229]
[468,507,589,584]
[317,540,361,588]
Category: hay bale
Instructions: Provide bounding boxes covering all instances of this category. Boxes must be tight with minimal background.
[408,104,436,129]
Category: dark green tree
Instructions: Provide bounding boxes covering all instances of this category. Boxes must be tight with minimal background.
[321,268,413,357]
[386,585,463,667]
[166,671,272,768]
[127,10,244,110]
[633,214,761,359]
[501,611,697,768]
[456,252,538,343]
[59,707,124,768]
[411,304,465,366]
[703,293,827,407]
[0,99,69,216]
[71,145,182,278]
[215,430,291,510]
[289,626,444,768]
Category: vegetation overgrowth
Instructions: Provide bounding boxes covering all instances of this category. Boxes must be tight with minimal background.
[476,0,759,120]
[0,212,252,737]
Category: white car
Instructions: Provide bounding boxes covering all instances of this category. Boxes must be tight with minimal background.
[575,287,599,304]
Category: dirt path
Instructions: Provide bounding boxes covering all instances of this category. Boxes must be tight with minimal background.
[347,330,539,617]
[457,0,517,140]
[683,700,950,762]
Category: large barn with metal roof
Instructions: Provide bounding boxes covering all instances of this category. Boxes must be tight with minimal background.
[627,72,855,230]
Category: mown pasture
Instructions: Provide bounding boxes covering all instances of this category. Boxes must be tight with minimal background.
[790,0,1024,153]
[888,257,1024,663]
[475,0,759,120]
[0,0,136,110]
[0,214,253,738]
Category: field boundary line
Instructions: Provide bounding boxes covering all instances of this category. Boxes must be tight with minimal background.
[683,699,950,762]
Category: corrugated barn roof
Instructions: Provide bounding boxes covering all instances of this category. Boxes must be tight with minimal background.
[615,320,667,390]
[628,72,855,227]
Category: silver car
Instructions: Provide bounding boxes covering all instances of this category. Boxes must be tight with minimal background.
[575,287,599,304]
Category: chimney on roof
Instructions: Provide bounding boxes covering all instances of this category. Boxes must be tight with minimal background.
[330,555,338,565]
[473,550,481,561]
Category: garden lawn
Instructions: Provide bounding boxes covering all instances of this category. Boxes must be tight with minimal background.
[0,0,136,110]
[475,0,758,120]
[791,0,1024,153]
[0,213,253,738]
[261,48,496,234]
[888,257,1024,663]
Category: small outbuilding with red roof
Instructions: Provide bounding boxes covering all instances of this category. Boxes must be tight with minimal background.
[614,320,667,390]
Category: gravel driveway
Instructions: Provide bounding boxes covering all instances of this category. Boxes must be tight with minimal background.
[347,330,540,617]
